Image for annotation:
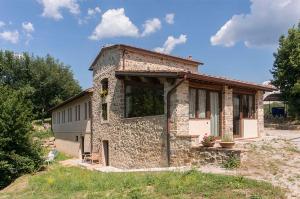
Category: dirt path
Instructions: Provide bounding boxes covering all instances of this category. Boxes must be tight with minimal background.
[236,129,300,199]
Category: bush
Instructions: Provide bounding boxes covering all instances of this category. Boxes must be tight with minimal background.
[222,155,240,169]
[0,86,43,189]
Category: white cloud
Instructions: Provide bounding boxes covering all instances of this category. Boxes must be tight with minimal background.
[154,34,187,54]
[0,21,5,28]
[78,6,101,25]
[165,13,175,24]
[211,0,300,47]
[141,18,161,37]
[88,6,101,16]
[89,8,139,40]
[0,30,19,44]
[39,0,80,20]
[22,22,34,32]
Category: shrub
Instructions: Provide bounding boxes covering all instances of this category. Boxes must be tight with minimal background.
[222,155,240,169]
[0,86,43,189]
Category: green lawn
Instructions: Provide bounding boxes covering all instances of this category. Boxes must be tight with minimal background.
[0,164,285,199]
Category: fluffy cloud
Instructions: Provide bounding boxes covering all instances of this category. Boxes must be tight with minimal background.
[89,8,139,40]
[0,21,5,28]
[141,18,161,37]
[165,13,175,24]
[78,6,101,25]
[154,34,187,54]
[211,0,300,47]
[39,0,80,20]
[87,6,101,17]
[0,30,19,44]
[22,22,34,32]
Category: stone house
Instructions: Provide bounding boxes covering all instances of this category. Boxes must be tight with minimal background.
[51,44,275,168]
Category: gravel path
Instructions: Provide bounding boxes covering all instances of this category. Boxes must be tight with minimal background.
[236,129,300,199]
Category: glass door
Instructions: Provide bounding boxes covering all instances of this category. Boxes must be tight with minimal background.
[210,92,220,136]
[233,95,241,136]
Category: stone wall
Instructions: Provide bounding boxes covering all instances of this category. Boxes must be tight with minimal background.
[222,86,233,136]
[169,135,243,167]
[256,90,265,137]
[92,49,169,169]
[123,51,198,73]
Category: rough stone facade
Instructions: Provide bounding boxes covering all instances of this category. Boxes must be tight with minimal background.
[222,86,234,136]
[123,52,198,73]
[90,46,264,169]
[256,90,265,137]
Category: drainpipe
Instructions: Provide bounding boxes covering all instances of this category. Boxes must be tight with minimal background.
[166,73,188,166]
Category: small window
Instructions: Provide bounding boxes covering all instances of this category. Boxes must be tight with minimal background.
[84,102,88,120]
[58,112,61,124]
[70,108,72,122]
[88,101,92,119]
[75,106,77,121]
[75,136,79,142]
[102,103,108,121]
[101,78,108,96]
[77,105,81,120]
[62,110,65,123]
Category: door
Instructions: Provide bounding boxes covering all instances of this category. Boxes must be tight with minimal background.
[233,95,241,136]
[210,92,220,136]
[103,140,109,166]
[81,136,85,159]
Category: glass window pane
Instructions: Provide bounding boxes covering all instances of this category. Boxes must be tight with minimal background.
[102,103,107,120]
[189,88,196,118]
[249,95,254,118]
[198,89,206,118]
[125,82,164,118]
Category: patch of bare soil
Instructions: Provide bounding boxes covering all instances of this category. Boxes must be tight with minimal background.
[236,130,300,199]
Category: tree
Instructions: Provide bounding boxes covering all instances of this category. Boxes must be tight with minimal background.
[271,23,300,119]
[0,85,43,189]
[0,51,82,119]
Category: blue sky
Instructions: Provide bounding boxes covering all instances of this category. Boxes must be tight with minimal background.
[1,0,299,89]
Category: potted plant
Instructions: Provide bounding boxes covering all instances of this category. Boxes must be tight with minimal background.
[201,134,216,147]
[220,133,235,148]
[100,89,108,98]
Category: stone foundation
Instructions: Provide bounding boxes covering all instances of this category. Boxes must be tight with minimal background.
[170,135,243,167]
[189,147,243,166]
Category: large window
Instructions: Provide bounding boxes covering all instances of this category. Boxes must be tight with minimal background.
[125,82,164,118]
[189,88,207,119]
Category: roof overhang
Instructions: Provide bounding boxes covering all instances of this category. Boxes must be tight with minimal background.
[264,93,283,101]
[115,71,277,92]
[89,44,203,71]
[48,88,93,112]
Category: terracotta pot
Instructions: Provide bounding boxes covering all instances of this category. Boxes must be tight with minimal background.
[202,142,215,147]
[219,142,235,148]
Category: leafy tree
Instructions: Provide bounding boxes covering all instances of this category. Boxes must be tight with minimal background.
[271,23,300,119]
[0,51,82,119]
[0,85,43,189]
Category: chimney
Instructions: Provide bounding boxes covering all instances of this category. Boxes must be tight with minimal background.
[187,55,192,60]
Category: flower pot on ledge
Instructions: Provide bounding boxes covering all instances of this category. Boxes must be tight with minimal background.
[202,142,215,147]
[219,142,235,149]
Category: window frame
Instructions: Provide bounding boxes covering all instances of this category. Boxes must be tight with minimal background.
[124,80,164,118]
[189,88,211,120]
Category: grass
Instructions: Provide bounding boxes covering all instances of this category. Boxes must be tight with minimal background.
[30,129,54,139]
[0,165,285,199]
